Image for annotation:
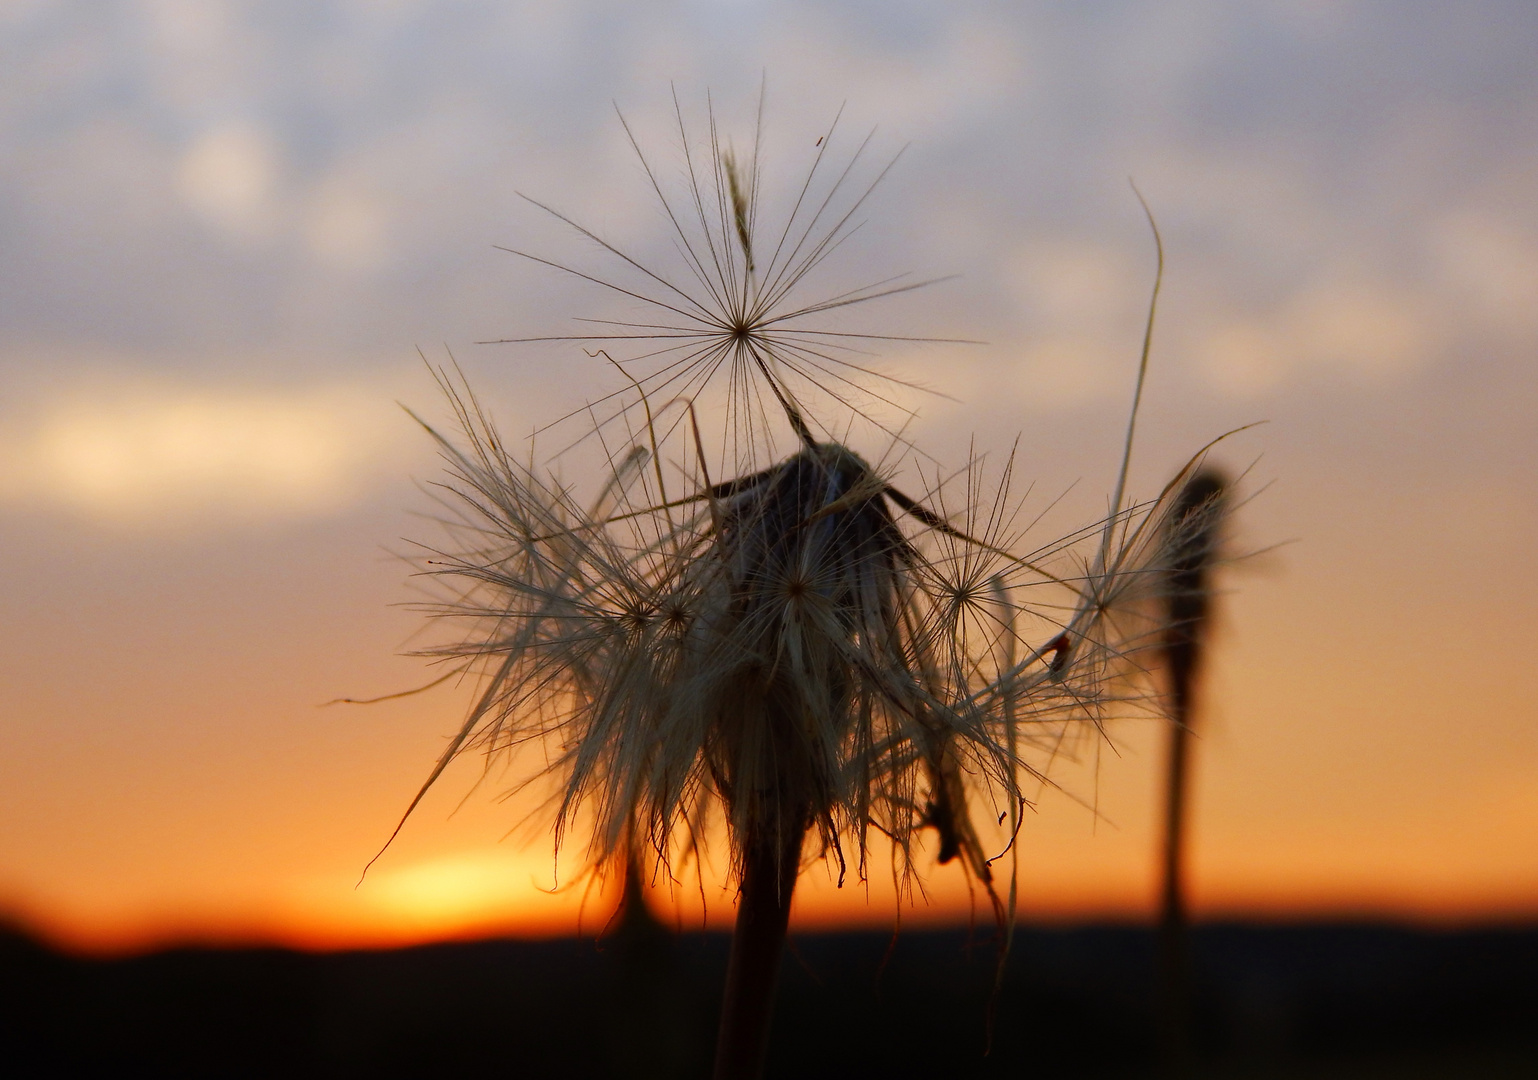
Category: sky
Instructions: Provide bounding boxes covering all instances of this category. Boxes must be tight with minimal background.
[1,1,1535,954]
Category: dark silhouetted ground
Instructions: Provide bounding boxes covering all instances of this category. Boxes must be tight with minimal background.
[2,921,1534,1077]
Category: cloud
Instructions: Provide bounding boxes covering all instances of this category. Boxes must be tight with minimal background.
[1194,268,1438,397]
[176,124,283,242]
[1432,208,1538,336]
[0,374,414,528]
[4,4,1537,411]
[304,179,391,271]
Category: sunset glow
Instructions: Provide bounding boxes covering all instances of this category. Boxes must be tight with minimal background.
[2,3,1535,960]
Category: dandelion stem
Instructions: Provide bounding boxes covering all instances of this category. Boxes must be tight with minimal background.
[712,811,807,1080]
[1156,468,1227,1072]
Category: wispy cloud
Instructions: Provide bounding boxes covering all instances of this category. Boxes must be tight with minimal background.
[0,373,416,528]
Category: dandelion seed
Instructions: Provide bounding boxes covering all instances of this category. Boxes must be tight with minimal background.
[483,89,974,464]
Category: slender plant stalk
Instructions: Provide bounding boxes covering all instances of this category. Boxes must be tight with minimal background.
[1156,468,1227,1071]
[712,809,807,1080]
[611,842,687,1080]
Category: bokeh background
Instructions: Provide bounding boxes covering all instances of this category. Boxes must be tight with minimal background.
[2,1,1534,956]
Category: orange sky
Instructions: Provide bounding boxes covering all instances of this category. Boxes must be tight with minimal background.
[5,431,1534,957]
[2,4,1536,955]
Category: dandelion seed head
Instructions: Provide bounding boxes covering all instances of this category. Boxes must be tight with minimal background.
[396,97,1214,924]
